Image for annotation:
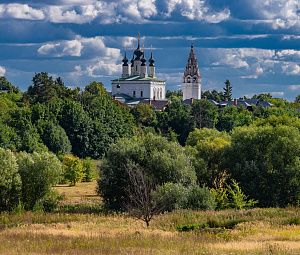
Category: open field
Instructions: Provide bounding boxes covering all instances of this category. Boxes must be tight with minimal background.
[1,182,300,254]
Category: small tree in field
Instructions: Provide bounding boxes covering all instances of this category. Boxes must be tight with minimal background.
[126,161,165,227]
[63,155,84,186]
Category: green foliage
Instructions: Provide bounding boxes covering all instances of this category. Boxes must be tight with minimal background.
[82,157,97,182]
[226,125,300,207]
[131,103,157,127]
[63,154,84,186]
[186,128,231,187]
[16,151,62,210]
[191,99,218,129]
[157,100,194,144]
[98,133,196,210]
[185,186,216,210]
[0,148,22,212]
[217,106,253,132]
[223,80,232,101]
[153,183,188,212]
[202,90,224,102]
[211,180,257,210]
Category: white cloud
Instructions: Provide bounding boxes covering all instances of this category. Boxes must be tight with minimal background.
[0,4,45,20]
[288,85,300,90]
[0,66,6,76]
[282,63,300,75]
[38,40,83,57]
[162,0,230,23]
[38,36,121,59]
[253,0,300,29]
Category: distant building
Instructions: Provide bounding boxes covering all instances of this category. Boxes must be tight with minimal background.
[112,34,168,108]
[182,45,201,101]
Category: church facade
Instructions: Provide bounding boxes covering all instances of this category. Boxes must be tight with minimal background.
[112,36,166,102]
[182,45,201,100]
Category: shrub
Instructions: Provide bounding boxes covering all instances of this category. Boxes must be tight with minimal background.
[185,186,216,210]
[0,148,22,212]
[63,154,84,186]
[211,180,257,210]
[17,151,62,210]
[153,183,188,212]
[82,157,96,182]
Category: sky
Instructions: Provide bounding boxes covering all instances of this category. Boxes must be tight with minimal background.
[0,0,299,100]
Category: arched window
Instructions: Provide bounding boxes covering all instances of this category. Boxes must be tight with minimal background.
[187,76,191,83]
[157,89,160,99]
[193,76,197,82]
[153,88,156,99]
[160,88,162,99]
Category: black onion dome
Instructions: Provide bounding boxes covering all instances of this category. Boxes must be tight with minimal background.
[149,51,155,66]
[122,52,128,66]
[141,53,147,66]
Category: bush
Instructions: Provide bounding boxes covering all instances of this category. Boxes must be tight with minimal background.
[63,154,84,186]
[153,183,188,212]
[0,148,22,212]
[17,151,62,210]
[82,157,96,182]
[36,190,63,212]
[185,186,216,210]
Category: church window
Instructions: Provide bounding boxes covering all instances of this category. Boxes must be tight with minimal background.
[187,77,191,83]
[193,76,197,82]
[133,91,136,97]
[141,91,143,97]
[160,88,162,99]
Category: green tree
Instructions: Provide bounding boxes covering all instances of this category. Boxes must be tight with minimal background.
[63,154,84,186]
[202,90,224,102]
[131,103,157,127]
[17,151,62,210]
[0,148,22,212]
[98,133,196,210]
[223,80,232,101]
[191,99,218,129]
[226,125,300,207]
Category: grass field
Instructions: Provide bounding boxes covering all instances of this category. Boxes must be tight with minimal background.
[1,182,300,254]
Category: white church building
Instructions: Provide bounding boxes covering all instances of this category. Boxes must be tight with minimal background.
[112,35,167,107]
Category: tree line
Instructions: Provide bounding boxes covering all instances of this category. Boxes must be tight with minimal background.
[1,73,300,226]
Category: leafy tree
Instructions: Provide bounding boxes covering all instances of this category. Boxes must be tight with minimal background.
[131,103,157,127]
[226,125,300,207]
[62,154,84,186]
[295,95,300,103]
[166,90,183,100]
[0,148,21,212]
[38,121,72,154]
[223,80,232,101]
[216,106,253,132]
[157,100,194,144]
[191,99,218,129]
[0,77,20,93]
[82,157,96,182]
[17,151,62,210]
[185,186,216,210]
[98,133,196,210]
[202,90,224,102]
[186,128,231,187]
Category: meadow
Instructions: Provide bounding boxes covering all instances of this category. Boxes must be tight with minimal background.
[1,182,300,255]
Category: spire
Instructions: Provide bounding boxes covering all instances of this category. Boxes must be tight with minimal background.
[184,44,200,78]
[141,53,146,66]
[149,47,155,67]
[134,33,143,60]
[122,51,128,66]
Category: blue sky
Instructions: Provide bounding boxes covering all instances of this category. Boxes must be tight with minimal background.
[0,0,299,100]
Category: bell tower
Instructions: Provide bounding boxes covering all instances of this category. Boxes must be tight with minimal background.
[182,45,201,100]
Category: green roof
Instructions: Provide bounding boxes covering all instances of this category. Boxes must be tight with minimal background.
[112,75,165,82]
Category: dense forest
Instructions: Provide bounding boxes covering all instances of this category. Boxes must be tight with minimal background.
[1,73,300,223]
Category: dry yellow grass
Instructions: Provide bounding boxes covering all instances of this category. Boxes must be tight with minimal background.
[1,182,300,254]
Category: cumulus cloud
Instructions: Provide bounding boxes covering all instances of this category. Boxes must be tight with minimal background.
[162,0,230,23]
[288,85,300,91]
[38,36,121,58]
[282,63,300,75]
[0,66,6,76]
[0,3,45,20]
